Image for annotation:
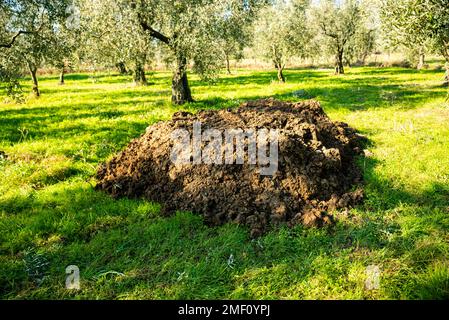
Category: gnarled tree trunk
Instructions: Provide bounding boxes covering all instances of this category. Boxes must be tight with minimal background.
[275,62,285,83]
[27,61,40,97]
[225,52,231,75]
[172,54,193,105]
[138,19,193,104]
[417,50,425,70]
[59,67,65,85]
[116,61,128,75]
[360,51,368,66]
[133,60,147,86]
[272,45,285,83]
[335,49,344,75]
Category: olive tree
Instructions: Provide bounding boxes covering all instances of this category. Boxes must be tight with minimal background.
[344,0,379,66]
[254,0,311,82]
[381,0,432,69]
[0,49,23,100]
[133,0,257,104]
[53,7,81,86]
[14,29,54,96]
[0,4,23,98]
[1,0,72,97]
[417,0,449,84]
[381,0,449,84]
[310,0,364,75]
[79,0,154,86]
[345,27,377,66]
[215,1,259,74]
[0,1,34,49]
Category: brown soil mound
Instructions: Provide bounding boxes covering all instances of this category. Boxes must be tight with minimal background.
[96,99,366,237]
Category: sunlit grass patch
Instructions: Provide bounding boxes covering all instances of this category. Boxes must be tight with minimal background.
[0,66,448,299]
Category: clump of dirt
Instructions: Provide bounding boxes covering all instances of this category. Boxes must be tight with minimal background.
[96,99,366,237]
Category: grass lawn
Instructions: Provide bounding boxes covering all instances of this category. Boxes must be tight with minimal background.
[1,66,449,299]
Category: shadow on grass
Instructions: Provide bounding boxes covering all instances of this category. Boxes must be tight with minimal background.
[1,154,447,299]
[1,67,448,299]
[2,140,448,299]
[185,79,443,113]
[3,66,445,144]
[0,96,173,144]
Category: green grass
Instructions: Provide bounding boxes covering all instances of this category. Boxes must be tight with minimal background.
[1,66,449,299]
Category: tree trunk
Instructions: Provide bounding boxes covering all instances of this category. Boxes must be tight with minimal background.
[335,50,344,75]
[133,61,147,86]
[360,51,368,66]
[444,65,449,87]
[225,53,231,75]
[116,61,128,75]
[417,51,425,70]
[172,55,193,105]
[277,65,285,83]
[27,62,40,97]
[59,67,65,85]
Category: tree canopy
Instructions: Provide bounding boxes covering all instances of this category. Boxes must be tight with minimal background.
[2,0,449,101]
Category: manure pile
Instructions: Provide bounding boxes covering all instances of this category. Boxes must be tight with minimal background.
[97,99,366,236]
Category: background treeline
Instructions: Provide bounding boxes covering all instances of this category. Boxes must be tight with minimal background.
[1,0,448,104]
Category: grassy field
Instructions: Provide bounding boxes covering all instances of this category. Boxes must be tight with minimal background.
[1,66,449,299]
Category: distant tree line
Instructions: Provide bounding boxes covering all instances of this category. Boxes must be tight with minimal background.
[1,0,448,103]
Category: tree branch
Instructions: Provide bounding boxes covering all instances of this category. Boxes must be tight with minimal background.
[131,1,171,46]
[320,22,338,39]
[139,19,170,45]
[0,30,31,48]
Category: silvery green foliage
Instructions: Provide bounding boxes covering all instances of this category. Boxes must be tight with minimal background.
[381,0,449,63]
[0,3,21,98]
[78,0,154,74]
[344,25,377,65]
[0,61,23,102]
[253,0,311,74]
[133,0,258,81]
[428,0,449,61]
[380,0,435,66]
[341,0,380,65]
[310,0,365,56]
[214,0,260,73]
[308,0,366,73]
[0,0,72,97]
